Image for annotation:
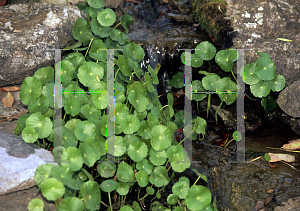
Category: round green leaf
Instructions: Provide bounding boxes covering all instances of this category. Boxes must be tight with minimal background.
[79,143,98,167]
[50,166,73,184]
[120,205,134,211]
[149,148,167,166]
[128,141,148,162]
[172,177,190,199]
[14,113,29,135]
[78,62,104,89]
[123,42,145,62]
[61,147,83,171]
[156,192,161,199]
[97,8,116,27]
[241,62,260,85]
[194,116,207,135]
[114,102,129,124]
[149,166,169,187]
[75,121,96,141]
[146,186,155,195]
[100,180,118,192]
[20,77,42,105]
[264,152,271,162]
[116,183,131,195]
[151,125,172,151]
[138,121,152,139]
[120,115,140,134]
[216,77,237,105]
[91,86,108,110]
[72,18,93,45]
[250,80,271,98]
[22,127,38,143]
[232,131,242,141]
[171,151,191,173]
[169,72,184,88]
[117,162,135,183]
[33,67,54,86]
[117,54,132,76]
[215,49,238,72]
[112,135,126,157]
[195,41,216,60]
[57,197,84,211]
[34,164,55,187]
[42,82,55,108]
[120,12,133,32]
[86,0,105,8]
[261,94,277,113]
[41,178,65,201]
[80,181,101,210]
[167,194,178,205]
[136,170,149,187]
[192,80,207,101]
[28,198,44,211]
[91,18,111,38]
[185,185,211,210]
[180,52,192,66]
[25,112,52,139]
[57,60,75,83]
[202,74,221,91]
[64,97,81,117]
[167,145,184,163]
[255,57,276,80]
[265,74,286,92]
[136,159,154,175]
[89,39,107,61]
[80,104,102,120]
[28,95,49,114]
[97,161,116,178]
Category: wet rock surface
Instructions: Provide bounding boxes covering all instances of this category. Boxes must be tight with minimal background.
[277,79,300,118]
[0,3,84,87]
[225,0,300,87]
[0,131,57,196]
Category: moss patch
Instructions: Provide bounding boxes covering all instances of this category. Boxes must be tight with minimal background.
[191,0,231,46]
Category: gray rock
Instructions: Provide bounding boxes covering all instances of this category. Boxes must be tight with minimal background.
[168,0,191,13]
[277,79,300,118]
[225,0,300,87]
[0,131,57,195]
[0,3,84,87]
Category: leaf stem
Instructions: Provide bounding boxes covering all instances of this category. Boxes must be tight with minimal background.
[108,192,112,209]
[178,129,194,145]
[230,70,257,101]
[114,23,121,29]
[84,38,94,58]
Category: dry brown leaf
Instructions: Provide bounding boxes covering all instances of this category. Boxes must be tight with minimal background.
[0,86,20,92]
[281,139,300,150]
[1,92,14,107]
[268,153,295,163]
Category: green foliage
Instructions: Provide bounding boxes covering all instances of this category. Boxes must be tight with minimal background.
[19,3,215,211]
[171,41,286,116]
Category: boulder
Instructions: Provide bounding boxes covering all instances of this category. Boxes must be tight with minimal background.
[0,3,84,87]
[0,131,57,195]
[277,79,300,118]
[225,0,300,88]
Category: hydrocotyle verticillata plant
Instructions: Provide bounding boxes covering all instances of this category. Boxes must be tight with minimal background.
[16,1,217,210]
[169,41,286,120]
